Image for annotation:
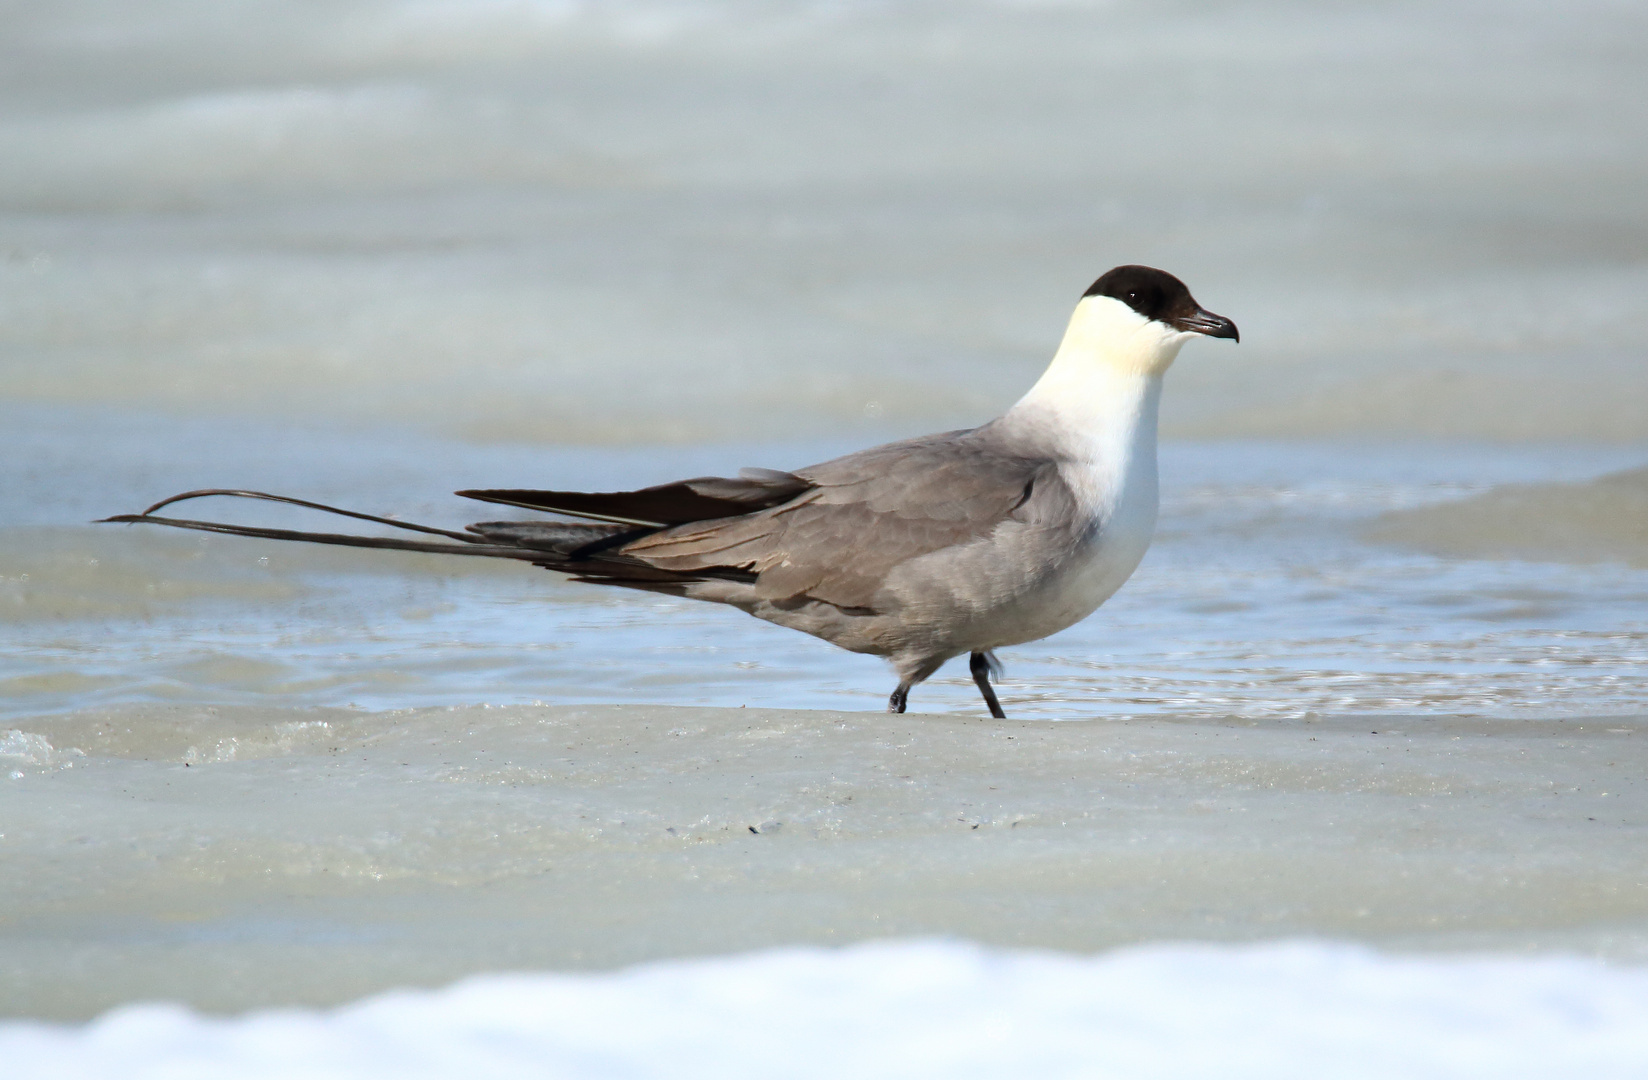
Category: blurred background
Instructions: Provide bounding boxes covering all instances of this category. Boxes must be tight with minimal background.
[2,0,1643,444]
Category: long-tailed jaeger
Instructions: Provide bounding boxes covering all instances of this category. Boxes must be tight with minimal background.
[106,265,1238,717]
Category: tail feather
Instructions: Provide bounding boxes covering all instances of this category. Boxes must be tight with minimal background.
[132,489,481,542]
[464,520,650,558]
[100,488,757,586]
[99,512,548,561]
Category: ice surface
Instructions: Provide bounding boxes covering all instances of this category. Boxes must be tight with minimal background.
[3,701,1646,1020]
[5,941,1648,1079]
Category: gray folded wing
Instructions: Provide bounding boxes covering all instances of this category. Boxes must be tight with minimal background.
[623,427,1072,611]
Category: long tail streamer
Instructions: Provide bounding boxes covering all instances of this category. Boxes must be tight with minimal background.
[99,489,549,562]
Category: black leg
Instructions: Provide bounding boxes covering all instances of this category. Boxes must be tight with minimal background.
[970,652,1006,719]
[888,683,910,714]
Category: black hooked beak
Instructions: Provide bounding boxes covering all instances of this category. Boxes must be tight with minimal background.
[1174,308,1239,342]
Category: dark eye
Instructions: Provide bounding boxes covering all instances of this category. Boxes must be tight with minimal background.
[1126,291,1138,302]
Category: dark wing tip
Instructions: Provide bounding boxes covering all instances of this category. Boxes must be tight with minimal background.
[458,476,813,527]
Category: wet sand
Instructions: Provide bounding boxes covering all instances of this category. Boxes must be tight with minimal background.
[1371,466,1648,568]
[4,701,1644,1020]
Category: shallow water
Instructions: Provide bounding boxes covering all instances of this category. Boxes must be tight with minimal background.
[5,407,1646,720]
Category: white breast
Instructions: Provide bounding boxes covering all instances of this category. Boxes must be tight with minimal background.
[981,299,1181,647]
[910,294,1189,653]
[981,444,1159,648]
[1050,453,1159,617]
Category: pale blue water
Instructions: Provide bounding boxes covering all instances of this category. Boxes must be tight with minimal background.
[6,405,1644,721]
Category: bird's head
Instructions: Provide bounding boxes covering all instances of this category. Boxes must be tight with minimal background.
[1068,265,1238,377]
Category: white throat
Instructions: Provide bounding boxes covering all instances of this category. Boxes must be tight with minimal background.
[1007,295,1190,457]
[999,294,1203,558]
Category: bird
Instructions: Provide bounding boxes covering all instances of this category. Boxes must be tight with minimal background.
[105,265,1237,718]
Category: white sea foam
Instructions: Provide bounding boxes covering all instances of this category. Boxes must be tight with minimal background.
[4,940,1648,1079]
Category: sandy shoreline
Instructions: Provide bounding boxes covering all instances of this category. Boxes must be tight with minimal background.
[4,702,1643,1020]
